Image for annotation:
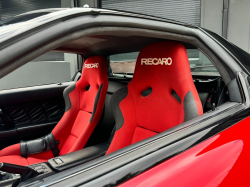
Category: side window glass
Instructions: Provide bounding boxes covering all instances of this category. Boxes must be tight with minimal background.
[0,52,78,91]
[109,49,218,77]
[187,49,218,75]
[110,52,139,75]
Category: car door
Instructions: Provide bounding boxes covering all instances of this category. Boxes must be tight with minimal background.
[0,52,80,150]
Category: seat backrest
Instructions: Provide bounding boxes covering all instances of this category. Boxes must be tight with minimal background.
[52,56,108,156]
[106,41,203,154]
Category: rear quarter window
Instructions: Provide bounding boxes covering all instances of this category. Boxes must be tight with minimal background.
[109,49,219,77]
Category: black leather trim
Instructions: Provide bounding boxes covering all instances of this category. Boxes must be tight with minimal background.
[47,143,109,172]
[20,132,59,158]
[107,80,127,94]
[85,85,91,91]
[16,122,56,134]
[63,83,76,112]
[0,82,72,107]
[110,86,128,131]
[23,102,48,123]
[41,99,65,121]
[2,99,65,126]
[172,90,181,103]
[0,162,39,182]
[228,78,242,103]
[183,91,199,122]
[4,105,31,125]
[198,92,210,108]
[89,84,103,123]
[142,87,152,97]
[106,126,116,145]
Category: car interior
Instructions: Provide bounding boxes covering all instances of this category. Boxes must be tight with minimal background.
[0,33,236,185]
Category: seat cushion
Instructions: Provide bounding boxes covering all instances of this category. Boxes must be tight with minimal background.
[0,143,21,157]
[0,144,53,166]
[0,155,28,166]
[0,155,48,166]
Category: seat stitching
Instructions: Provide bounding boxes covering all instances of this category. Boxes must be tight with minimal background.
[70,133,78,139]
[137,125,159,134]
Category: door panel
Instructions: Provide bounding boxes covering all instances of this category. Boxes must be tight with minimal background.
[0,82,73,150]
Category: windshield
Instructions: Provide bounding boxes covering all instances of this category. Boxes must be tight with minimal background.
[109,49,218,76]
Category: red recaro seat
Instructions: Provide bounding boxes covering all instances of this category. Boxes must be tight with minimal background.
[0,56,108,166]
[106,41,203,154]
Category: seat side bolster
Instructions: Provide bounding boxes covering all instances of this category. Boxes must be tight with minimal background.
[63,83,76,112]
[89,83,103,123]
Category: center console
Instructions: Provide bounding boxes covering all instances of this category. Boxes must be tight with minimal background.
[48,143,108,171]
[0,143,109,187]
[0,162,54,187]
[28,162,53,175]
[0,170,20,187]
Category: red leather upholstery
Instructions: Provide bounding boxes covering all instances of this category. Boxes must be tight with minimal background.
[106,41,203,154]
[0,56,108,166]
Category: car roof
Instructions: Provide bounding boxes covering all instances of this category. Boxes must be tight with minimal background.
[0,8,198,44]
[16,8,69,16]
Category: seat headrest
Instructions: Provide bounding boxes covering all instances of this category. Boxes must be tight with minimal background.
[76,56,108,112]
[131,41,194,95]
[79,56,108,85]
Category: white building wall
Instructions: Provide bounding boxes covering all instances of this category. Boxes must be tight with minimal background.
[0,1,79,91]
[201,0,223,35]
[202,0,250,53]
[227,0,250,52]
[0,62,72,90]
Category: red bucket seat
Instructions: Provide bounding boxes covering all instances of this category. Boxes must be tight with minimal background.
[0,56,108,166]
[106,41,203,154]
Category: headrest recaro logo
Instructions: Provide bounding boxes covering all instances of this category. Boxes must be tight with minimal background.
[85,63,99,68]
[141,58,172,65]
